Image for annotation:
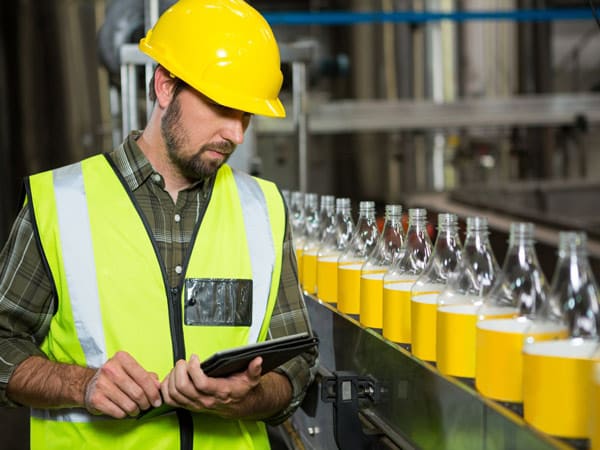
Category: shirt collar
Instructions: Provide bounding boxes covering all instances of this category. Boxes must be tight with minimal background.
[109,131,156,192]
[110,131,208,193]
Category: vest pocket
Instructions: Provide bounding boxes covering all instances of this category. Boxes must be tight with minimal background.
[184,278,252,326]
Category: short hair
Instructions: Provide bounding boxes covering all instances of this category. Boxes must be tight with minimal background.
[148,65,188,102]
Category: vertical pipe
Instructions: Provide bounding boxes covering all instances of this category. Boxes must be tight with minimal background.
[144,0,159,122]
[350,0,382,201]
[293,61,308,193]
[424,0,457,191]
[381,0,397,101]
[461,0,517,182]
[518,0,553,179]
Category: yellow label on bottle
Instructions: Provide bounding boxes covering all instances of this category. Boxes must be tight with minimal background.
[316,256,338,303]
[436,304,479,378]
[359,272,386,328]
[411,292,441,362]
[523,340,600,439]
[295,247,304,281]
[475,319,567,403]
[337,263,362,315]
[437,304,518,379]
[301,251,317,294]
[382,280,415,343]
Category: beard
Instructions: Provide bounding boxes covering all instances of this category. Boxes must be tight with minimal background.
[161,95,235,180]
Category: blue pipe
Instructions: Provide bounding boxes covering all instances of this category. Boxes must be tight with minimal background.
[263,9,593,26]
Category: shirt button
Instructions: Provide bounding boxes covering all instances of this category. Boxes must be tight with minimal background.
[174,214,181,223]
[175,265,183,274]
[152,174,161,183]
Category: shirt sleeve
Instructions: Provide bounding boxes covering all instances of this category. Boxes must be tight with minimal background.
[0,205,54,406]
[265,214,318,425]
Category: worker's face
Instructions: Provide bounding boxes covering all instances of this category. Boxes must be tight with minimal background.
[161,85,252,180]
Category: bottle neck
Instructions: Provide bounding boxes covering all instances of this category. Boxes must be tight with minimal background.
[549,253,599,338]
[357,201,376,226]
[464,229,492,251]
[554,251,594,280]
[503,239,539,268]
[383,214,403,231]
[435,224,460,244]
[357,212,376,227]
[431,213,461,259]
[336,206,352,217]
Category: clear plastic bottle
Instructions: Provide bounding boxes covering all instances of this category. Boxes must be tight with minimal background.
[359,204,404,330]
[299,193,320,293]
[290,191,305,279]
[411,212,462,362]
[382,208,432,347]
[475,222,564,408]
[302,195,334,295]
[294,192,319,284]
[316,198,354,304]
[522,233,600,441]
[436,216,500,380]
[337,200,379,316]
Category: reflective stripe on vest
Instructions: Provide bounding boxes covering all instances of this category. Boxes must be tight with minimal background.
[231,169,274,344]
[53,162,106,368]
[32,163,275,423]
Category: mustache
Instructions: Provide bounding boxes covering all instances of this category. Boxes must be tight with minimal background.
[201,141,235,155]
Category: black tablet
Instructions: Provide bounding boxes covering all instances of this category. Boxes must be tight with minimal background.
[138,332,318,419]
[201,332,318,377]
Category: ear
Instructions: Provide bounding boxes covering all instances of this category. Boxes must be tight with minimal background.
[153,66,178,109]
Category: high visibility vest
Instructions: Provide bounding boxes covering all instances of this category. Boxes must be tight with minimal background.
[25,153,285,450]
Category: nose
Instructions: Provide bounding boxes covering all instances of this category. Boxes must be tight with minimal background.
[222,113,247,145]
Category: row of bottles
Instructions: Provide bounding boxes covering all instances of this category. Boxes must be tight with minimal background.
[284,190,600,445]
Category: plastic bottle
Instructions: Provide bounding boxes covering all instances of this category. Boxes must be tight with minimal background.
[316,198,354,303]
[436,216,500,380]
[302,194,334,295]
[382,208,432,348]
[359,204,404,330]
[297,193,318,292]
[411,212,462,362]
[337,200,379,316]
[475,222,564,408]
[522,232,600,442]
[290,191,305,279]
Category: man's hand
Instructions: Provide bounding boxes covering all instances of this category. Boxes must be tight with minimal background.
[160,354,293,420]
[7,353,162,419]
[84,351,162,418]
[160,354,264,419]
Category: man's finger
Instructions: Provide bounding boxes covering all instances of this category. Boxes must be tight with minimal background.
[116,352,162,408]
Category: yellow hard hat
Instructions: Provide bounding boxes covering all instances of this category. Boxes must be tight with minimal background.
[139,0,285,118]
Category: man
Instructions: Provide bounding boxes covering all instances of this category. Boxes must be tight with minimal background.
[0,0,317,448]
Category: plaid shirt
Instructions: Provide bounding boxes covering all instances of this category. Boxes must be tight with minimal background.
[0,132,316,423]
